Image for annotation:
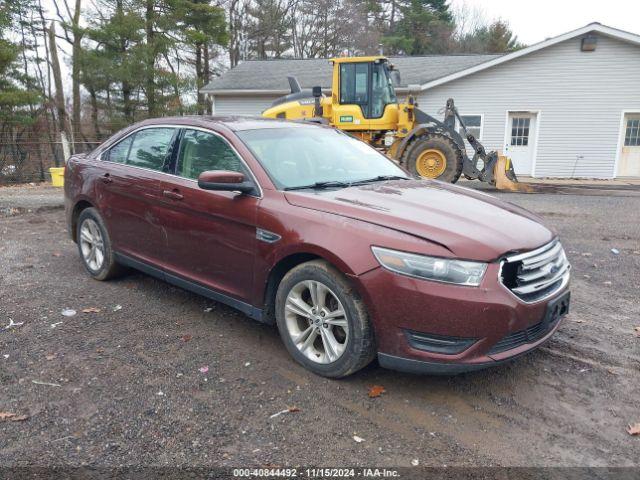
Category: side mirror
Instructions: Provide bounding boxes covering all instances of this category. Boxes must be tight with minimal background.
[197,170,256,195]
[312,86,322,98]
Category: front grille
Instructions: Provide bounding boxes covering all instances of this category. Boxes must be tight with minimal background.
[500,240,570,303]
[487,319,553,355]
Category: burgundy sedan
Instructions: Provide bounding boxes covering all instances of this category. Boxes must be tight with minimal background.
[64,117,570,377]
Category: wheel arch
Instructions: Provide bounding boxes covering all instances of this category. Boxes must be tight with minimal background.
[70,199,96,243]
[394,125,430,161]
[261,246,357,325]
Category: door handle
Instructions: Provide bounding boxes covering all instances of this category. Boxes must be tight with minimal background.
[101,173,113,184]
[162,189,184,201]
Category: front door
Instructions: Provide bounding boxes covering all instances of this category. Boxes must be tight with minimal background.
[505,113,537,176]
[334,62,371,131]
[158,128,258,304]
[618,114,640,177]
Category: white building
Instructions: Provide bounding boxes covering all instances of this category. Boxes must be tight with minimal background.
[202,23,640,178]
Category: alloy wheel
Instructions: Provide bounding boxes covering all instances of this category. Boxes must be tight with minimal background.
[79,218,105,271]
[284,280,349,364]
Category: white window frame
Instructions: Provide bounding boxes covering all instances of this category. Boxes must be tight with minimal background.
[509,116,532,147]
[623,116,640,147]
[457,113,484,141]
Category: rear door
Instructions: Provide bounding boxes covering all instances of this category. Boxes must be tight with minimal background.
[96,127,178,265]
[157,128,259,303]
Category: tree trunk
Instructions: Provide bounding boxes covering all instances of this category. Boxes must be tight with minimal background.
[37,0,53,100]
[48,22,72,161]
[72,0,83,145]
[195,44,203,115]
[229,0,239,67]
[163,52,183,115]
[122,81,133,122]
[89,87,100,140]
[106,87,114,130]
[145,0,156,117]
[114,0,134,123]
[203,44,212,115]
[390,0,396,31]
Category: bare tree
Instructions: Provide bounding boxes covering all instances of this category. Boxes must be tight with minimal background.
[48,22,73,159]
[52,0,84,146]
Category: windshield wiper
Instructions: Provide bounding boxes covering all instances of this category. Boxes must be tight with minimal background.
[351,175,411,185]
[284,180,352,191]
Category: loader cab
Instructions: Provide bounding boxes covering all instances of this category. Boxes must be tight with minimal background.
[331,57,400,131]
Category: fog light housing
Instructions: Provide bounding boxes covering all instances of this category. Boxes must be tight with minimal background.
[405,330,477,355]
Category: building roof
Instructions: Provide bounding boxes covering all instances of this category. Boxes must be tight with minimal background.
[202,23,640,96]
[420,23,640,90]
[201,54,501,95]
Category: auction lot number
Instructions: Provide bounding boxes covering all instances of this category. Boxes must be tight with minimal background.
[233,468,400,478]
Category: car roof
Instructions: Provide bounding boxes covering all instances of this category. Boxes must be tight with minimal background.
[135,115,319,132]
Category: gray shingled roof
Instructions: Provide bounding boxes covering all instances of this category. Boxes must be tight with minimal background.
[202,54,501,94]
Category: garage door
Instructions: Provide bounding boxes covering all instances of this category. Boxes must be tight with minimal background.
[618,113,640,177]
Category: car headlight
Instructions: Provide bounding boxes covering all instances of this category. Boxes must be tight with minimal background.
[371,246,487,286]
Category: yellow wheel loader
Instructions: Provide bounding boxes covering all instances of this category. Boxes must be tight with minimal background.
[262,56,520,189]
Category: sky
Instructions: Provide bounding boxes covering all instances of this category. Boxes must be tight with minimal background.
[451,0,640,45]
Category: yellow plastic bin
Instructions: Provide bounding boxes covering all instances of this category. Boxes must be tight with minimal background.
[49,167,65,187]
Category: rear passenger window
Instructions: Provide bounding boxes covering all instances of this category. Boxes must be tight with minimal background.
[127,128,176,171]
[106,135,133,163]
[177,129,246,180]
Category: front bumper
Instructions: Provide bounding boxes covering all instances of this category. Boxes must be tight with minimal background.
[356,263,569,375]
[377,317,562,375]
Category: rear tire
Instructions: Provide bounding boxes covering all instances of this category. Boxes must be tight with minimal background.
[404,134,463,183]
[76,207,126,281]
[275,260,375,378]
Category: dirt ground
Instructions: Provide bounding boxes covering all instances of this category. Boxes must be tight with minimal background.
[0,185,639,470]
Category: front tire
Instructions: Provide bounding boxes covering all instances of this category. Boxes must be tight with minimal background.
[404,134,463,183]
[275,260,375,378]
[76,207,125,281]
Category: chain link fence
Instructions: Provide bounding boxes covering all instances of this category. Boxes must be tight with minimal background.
[0,135,103,185]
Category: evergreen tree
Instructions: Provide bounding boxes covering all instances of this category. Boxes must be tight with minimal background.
[0,0,44,179]
[456,20,524,54]
[175,0,227,113]
[483,20,523,53]
[245,0,293,59]
[381,0,454,54]
[83,0,146,126]
[0,1,41,126]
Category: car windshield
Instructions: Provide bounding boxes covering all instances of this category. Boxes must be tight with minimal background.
[237,127,408,190]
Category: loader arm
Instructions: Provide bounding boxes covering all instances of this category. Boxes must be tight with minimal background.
[396,99,517,185]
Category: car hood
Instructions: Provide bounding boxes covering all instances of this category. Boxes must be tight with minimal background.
[284,180,554,261]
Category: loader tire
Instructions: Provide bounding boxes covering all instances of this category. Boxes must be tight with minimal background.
[403,134,463,183]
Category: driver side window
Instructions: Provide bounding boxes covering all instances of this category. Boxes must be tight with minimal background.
[177,129,247,180]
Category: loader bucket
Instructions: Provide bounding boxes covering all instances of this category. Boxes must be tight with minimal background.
[494,155,534,192]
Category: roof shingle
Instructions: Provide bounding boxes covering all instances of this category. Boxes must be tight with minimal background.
[202,54,501,93]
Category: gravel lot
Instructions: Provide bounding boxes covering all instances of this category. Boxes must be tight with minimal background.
[0,184,639,469]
